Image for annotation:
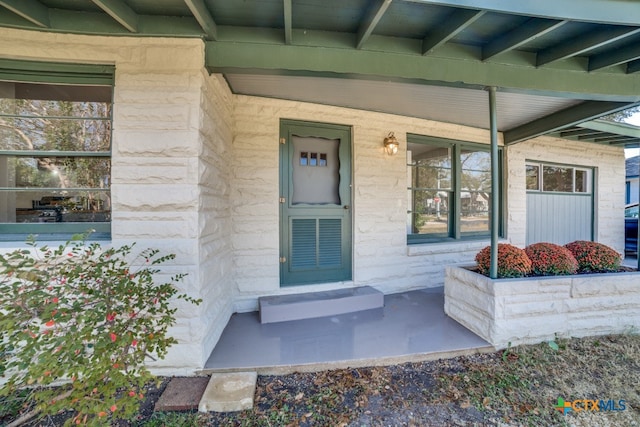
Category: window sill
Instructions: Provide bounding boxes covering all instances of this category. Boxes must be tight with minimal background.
[407,237,507,257]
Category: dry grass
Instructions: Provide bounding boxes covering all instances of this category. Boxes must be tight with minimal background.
[3,334,640,426]
[205,334,640,427]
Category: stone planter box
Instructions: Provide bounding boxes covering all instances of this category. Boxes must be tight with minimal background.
[444,265,640,349]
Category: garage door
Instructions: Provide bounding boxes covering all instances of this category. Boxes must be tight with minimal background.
[526,163,593,246]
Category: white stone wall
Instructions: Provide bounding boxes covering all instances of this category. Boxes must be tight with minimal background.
[197,73,235,359]
[0,28,235,375]
[231,97,627,311]
[0,27,629,373]
[445,266,640,348]
[506,137,626,253]
[231,96,501,311]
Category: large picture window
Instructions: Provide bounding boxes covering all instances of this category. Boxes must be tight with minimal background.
[0,62,113,240]
[407,135,499,243]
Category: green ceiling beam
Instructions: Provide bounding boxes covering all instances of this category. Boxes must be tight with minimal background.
[422,9,485,55]
[91,0,138,33]
[482,19,566,61]
[503,101,637,144]
[559,128,601,138]
[594,135,635,143]
[609,138,640,146]
[356,0,392,49]
[589,43,640,72]
[0,9,204,36]
[283,0,292,44]
[205,40,640,100]
[537,27,640,67]
[628,60,640,74]
[0,0,49,27]
[184,0,217,40]
[577,119,640,137]
[411,0,640,26]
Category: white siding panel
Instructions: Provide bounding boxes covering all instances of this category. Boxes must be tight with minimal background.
[526,193,592,245]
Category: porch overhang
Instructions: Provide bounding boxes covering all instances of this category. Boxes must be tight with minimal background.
[1,0,640,143]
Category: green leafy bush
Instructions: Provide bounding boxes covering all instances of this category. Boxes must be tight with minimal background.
[564,240,622,273]
[475,243,532,278]
[0,234,200,426]
[524,242,578,276]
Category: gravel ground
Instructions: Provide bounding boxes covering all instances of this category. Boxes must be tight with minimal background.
[3,335,640,426]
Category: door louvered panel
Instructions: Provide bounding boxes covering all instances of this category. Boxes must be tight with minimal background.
[291,219,317,269]
[319,219,342,267]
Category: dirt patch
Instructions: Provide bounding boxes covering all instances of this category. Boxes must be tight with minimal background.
[3,335,640,426]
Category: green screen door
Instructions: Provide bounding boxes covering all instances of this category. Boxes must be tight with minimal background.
[279,120,352,286]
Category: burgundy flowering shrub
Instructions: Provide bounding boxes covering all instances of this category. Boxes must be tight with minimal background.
[0,234,201,425]
[524,242,578,276]
[475,243,532,278]
[564,240,622,273]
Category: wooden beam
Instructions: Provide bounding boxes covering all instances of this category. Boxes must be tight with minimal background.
[537,27,640,66]
[422,9,485,55]
[628,60,640,74]
[589,43,640,71]
[205,40,640,100]
[482,19,566,61]
[503,101,636,144]
[356,0,392,49]
[411,0,640,26]
[0,0,49,27]
[91,0,138,33]
[559,128,601,138]
[609,138,640,146]
[283,0,292,44]
[184,0,217,40]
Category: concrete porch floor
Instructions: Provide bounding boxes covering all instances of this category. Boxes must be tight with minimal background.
[202,287,493,375]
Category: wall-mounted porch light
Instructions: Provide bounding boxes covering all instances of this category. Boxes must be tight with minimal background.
[383,132,399,155]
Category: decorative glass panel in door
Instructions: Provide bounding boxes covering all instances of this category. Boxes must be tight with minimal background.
[280,120,352,286]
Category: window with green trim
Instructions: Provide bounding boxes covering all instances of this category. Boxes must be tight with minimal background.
[526,162,592,194]
[407,134,500,243]
[0,61,113,240]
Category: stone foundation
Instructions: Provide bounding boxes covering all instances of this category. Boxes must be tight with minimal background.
[444,265,640,348]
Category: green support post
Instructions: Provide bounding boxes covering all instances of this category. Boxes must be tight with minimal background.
[488,86,499,279]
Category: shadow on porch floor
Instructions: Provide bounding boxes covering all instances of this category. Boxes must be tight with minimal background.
[202,287,492,375]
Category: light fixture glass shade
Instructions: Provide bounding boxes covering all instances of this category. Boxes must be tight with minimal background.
[384,132,399,155]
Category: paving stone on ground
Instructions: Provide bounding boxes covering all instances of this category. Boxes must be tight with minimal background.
[199,372,258,412]
[154,376,210,412]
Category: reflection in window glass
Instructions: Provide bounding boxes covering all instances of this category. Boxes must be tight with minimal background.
[543,166,573,192]
[526,164,539,190]
[460,150,490,234]
[407,143,452,236]
[0,80,112,228]
[574,169,588,193]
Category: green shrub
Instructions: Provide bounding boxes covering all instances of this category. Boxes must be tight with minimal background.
[0,234,201,426]
[475,244,532,278]
[524,243,578,276]
[564,240,622,273]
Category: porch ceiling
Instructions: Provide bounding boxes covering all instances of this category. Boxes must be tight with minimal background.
[3,0,640,145]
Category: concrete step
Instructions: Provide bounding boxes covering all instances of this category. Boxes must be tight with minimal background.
[258,286,384,324]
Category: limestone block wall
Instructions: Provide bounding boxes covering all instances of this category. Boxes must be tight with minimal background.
[0,28,234,375]
[231,96,499,311]
[506,137,626,252]
[444,266,640,348]
[198,72,235,358]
